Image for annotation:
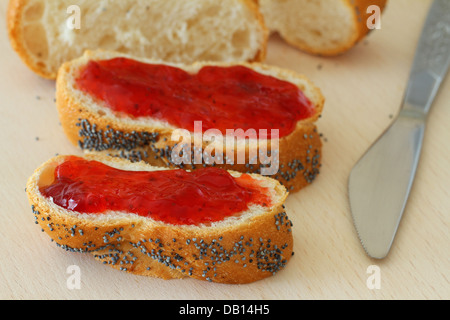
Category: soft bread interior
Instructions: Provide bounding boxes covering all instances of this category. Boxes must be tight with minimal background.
[16,0,266,77]
[36,160,57,188]
[30,154,287,229]
[259,0,356,53]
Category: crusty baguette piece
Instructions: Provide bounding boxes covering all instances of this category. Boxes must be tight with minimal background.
[26,154,293,284]
[258,0,388,56]
[56,50,325,193]
[7,0,268,79]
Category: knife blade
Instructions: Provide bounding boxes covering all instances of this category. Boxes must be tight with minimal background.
[348,0,450,259]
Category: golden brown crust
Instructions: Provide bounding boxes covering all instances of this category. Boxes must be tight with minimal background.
[56,52,325,193]
[26,155,293,284]
[348,0,388,53]
[306,0,388,56]
[261,0,388,56]
[7,0,56,79]
[7,0,268,80]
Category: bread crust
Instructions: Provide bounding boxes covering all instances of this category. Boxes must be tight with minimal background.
[56,51,325,193]
[7,0,268,79]
[259,0,388,56]
[347,0,388,55]
[7,0,54,78]
[26,154,293,284]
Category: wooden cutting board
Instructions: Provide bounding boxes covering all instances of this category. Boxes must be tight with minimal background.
[0,0,448,300]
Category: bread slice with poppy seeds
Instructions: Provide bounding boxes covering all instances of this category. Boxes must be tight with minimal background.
[26,154,294,284]
[56,50,325,192]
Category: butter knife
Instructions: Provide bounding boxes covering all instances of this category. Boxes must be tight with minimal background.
[348,0,450,259]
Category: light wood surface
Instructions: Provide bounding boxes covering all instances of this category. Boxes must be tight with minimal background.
[0,0,448,300]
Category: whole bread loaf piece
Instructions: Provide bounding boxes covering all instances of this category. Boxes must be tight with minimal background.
[258,0,388,56]
[8,0,268,79]
[56,50,325,193]
[26,154,293,284]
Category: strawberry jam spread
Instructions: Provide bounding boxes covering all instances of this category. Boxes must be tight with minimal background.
[40,157,271,226]
[75,58,315,138]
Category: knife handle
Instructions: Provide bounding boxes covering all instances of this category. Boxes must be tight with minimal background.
[402,0,450,119]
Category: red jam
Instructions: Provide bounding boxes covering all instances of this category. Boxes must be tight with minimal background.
[75,58,315,138]
[40,157,271,226]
